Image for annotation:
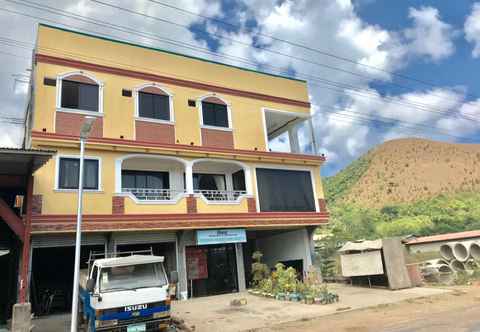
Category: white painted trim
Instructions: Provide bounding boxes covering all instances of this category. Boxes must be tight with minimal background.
[54,154,102,192]
[197,93,233,130]
[56,71,104,114]
[134,83,175,122]
[261,107,310,152]
[200,125,233,132]
[117,192,187,205]
[114,154,188,193]
[134,116,174,125]
[56,108,104,117]
[253,164,319,212]
[191,158,252,195]
[193,193,252,205]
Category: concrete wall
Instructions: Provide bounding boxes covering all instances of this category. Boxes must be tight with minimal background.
[256,228,312,274]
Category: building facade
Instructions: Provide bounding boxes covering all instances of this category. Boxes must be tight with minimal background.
[24,24,328,308]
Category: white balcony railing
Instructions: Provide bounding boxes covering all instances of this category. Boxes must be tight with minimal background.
[123,188,186,201]
[194,189,247,201]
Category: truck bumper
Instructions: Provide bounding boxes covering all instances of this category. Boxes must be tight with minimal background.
[97,317,171,332]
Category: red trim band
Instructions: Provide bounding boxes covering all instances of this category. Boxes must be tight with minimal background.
[31,131,326,163]
[36,53,311,108]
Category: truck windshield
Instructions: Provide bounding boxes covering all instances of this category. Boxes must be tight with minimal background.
[100,262,167,292]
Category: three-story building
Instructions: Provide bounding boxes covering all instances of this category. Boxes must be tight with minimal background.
[24,24,328,305]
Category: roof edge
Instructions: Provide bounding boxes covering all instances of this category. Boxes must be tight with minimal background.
[38,23,307,84]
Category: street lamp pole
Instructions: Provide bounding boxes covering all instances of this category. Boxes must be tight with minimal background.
[70,116,95,332]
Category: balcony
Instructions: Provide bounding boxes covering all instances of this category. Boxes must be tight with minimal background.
[115,155,252,205]
[122,188,186,201]
[192,159,250,204]
[263,108,318,155]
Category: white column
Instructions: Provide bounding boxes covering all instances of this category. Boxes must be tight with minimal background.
[288,124,300,153]
[185,163,194,194]
[244,167,253,195]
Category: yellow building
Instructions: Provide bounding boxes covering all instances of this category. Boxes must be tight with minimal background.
[25,24,328,303]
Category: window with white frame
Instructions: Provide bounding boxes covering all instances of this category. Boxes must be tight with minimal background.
[199,96,231,129]
[58,157,100,190]
[57,72,102,113]
[136,85,173,122]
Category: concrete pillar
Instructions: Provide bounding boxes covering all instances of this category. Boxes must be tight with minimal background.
[177,231,188,300]
[11,303,31,332]
[185,163,194,195]
[235,243,246,292]
[288,124,300,153]
[19,175,33,303]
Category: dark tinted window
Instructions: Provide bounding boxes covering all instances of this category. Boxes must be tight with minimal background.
[61,80,99,112]
[59,158,99,190]
[202,102,229,128]
[256,168,315,212]
[232,170,246,191]
[138,92,170,121]
[193,173,226,190]
[121,170,169,189]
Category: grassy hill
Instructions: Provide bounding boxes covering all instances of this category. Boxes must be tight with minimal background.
[325,138,480,208]
[321,138,480,243]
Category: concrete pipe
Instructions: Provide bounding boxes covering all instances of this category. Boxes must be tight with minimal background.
[422,264,454,284]
[449,259,466,272]
[453,241,475,262]
[425,259,450,266]
[470,242,480,262]
[465,259,478,271]
[440,243,455,261]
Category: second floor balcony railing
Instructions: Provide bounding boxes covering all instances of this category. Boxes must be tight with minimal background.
[123,188,186,201]
[194,189,247,201]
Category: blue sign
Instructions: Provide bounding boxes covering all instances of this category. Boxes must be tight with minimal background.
[196,229,247,245]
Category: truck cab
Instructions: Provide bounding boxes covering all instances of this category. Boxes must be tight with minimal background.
[79,254,177,332]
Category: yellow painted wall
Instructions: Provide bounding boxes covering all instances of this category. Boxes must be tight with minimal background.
[36,25,310,103]
[31,25,327,216]
[196,197,249,214]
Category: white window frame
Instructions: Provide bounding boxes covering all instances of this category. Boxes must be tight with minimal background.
[198,94,233,131]
[54,154,103,192]
[56,71,104,117]
[134,83,175,124]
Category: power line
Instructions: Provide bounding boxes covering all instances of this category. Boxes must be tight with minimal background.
[1,3,475,125]
[144,0,464,94]
[1,3,477,142]
[91,0,474,104]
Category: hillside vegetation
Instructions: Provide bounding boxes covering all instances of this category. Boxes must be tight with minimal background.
[327,138,480,208]
[321,138,480,244]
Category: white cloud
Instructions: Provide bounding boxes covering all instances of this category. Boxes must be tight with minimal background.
[465,3,480,58]
[403,6,456,61]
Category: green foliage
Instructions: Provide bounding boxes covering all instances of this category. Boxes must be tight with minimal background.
[325,192,480,245]
[323,153,371,205]
[251,251,270,287]
[376,215,434,238]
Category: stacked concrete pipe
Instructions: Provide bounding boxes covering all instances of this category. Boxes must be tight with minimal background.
[440,243,455,261]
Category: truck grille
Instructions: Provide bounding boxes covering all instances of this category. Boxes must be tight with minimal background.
[99,318,170,332]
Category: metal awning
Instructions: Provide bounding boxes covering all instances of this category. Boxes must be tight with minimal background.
[0,147,55,175]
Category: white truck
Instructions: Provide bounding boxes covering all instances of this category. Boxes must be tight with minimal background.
[78,252,178,332]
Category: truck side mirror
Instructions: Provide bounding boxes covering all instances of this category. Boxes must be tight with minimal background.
[169,271,179,284]
[86,278,95,292]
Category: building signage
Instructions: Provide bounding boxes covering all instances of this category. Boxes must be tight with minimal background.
[186,247,208,280]
[196,228,247,245]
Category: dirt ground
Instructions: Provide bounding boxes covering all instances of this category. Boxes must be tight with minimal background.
[258,285,480,332]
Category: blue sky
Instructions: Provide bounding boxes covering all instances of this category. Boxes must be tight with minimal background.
[0,0,480,177]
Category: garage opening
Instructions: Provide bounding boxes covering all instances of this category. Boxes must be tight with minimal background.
[0,222,20,324]
[115,242,177,275]
[30,244,104,316]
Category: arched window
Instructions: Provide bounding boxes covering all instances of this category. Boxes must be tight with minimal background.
[198,94,232,129]
[56,71,103,114]
[135,84,174,123]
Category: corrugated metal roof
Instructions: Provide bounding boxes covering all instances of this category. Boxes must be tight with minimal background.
[338,239,382,253]
[406,230,480,245]
[0,147,56,174]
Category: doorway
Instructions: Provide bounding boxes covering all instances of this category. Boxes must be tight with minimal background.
[188,244,238,297]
